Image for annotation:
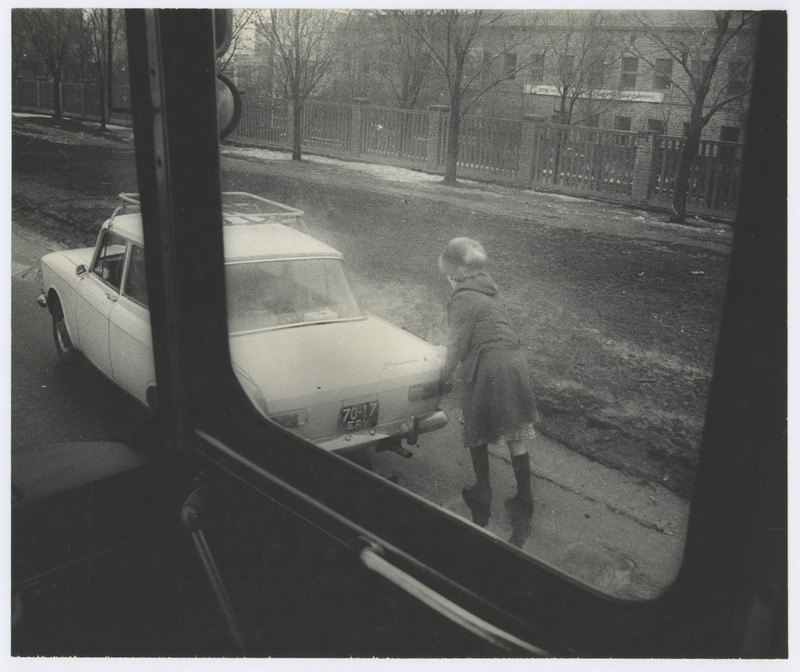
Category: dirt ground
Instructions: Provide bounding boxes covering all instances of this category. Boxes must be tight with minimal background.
[11,113,733,499]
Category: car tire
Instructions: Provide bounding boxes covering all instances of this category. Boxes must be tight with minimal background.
[52,301,80,364]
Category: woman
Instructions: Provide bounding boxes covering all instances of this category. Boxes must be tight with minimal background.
[439,237,539,526]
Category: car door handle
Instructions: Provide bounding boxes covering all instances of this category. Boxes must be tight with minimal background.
[106,292,118,302]
[358,544,549,656]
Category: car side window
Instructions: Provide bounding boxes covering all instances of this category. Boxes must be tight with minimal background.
[92,230,127,291]
[124,244,148,307]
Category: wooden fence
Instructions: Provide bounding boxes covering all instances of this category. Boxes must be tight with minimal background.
[531,125,638,198]
[359,105,429,167]
[12,79,742,219]
[650,136,742,216]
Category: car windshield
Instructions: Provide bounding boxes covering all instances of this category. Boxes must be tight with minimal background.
[225,257,362,333]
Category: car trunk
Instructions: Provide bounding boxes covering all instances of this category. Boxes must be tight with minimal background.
[228,315,442,441]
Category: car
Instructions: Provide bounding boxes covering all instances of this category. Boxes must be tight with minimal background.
[37,192,448,463]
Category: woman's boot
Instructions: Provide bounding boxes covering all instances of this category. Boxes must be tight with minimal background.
[505,453,533,514]
[462,444,491,526]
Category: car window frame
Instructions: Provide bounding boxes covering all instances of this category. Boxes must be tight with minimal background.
[122,242,149,308]
[90,228,128,292]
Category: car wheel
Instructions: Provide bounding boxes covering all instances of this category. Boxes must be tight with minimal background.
[52,302,79,364]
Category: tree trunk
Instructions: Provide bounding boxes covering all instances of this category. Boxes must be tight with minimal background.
[669,124,702,223]
[443,99,461,185]
[292,97,302,161]
[52,70,62,119]
[98,82,107,130]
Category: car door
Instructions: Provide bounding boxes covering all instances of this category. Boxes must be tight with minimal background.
[75,229,127,378]
[110,243,156,406]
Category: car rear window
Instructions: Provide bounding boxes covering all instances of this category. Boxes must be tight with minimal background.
[226,258,362,333]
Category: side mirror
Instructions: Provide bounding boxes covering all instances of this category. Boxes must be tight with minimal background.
[216,72,241,139]
[76,264,88,277]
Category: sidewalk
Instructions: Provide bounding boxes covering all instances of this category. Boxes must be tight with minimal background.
[422,396,688,599]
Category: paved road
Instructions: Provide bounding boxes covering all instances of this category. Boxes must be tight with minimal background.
[10,228,148,452]
[10,224,688,600]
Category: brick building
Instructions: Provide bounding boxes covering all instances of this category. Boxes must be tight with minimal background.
[473,10,756,142]
[227,9,756,143]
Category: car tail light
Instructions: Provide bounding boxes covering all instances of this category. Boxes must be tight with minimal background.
[270,409,309,428]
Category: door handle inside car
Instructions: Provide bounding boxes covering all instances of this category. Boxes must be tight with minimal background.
[358,544,550,656]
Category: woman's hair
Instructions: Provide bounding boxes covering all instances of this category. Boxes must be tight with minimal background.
[438,237,488,279]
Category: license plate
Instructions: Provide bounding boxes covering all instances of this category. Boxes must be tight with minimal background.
[339,401,379,432]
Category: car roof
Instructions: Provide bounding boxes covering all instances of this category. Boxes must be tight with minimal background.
[106,213,343,261]
[224,222,343,261]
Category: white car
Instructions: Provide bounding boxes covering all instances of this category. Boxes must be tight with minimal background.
[38,193,448,462]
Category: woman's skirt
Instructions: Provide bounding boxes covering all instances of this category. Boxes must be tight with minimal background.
[461,346,539,449]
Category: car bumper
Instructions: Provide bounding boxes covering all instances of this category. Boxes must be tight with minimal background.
[317,409,448,453]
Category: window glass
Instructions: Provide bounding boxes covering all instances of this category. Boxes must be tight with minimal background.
[225,258,362,333]
[621,56,638,89]
[12,7,739,610]
[124,244,148,307]
[720,126,740,143]
[727,61,748,95]
[614,115,632,131]
[587,63,604,89]
[218,8,747,603]
[92,231,127,290]
[654,58,673,90]
[559,54,574,81]
[528,53,544,84]
[13,6,773,656]
[504,52,517,80]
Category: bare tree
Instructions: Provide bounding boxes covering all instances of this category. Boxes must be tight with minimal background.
[80,9,125,130]
[400,9,541,184]
[255,9,350,161]
[11,12,34,80]
[546,11,626,126]
[15,8,82,119]
[218,9,257,77]
[372,12,433,109]
[630,10,757,222]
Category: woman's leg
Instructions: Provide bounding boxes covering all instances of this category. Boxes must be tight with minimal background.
[463,443,491,527]
[505,438,533,513]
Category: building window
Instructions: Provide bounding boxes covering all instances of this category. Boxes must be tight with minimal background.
[584,114,600,128]
[621,57,638,89]
[504,52,518,80]
[653,58,673,90]
[727,61,748,95]
[719,126,740,159]
[559,54,575,81]
[720,126,740,142]
[647,119,666,134]
[587,62,604,89]
[529,53,545,84]
[614,116,632,131]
